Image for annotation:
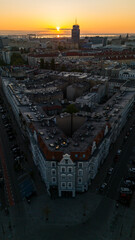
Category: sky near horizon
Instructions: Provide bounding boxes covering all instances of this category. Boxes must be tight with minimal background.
[0,0,135,33]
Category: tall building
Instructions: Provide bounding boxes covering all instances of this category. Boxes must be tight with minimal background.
[72,21,80,44]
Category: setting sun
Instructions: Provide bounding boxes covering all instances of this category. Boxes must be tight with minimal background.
[56,27,60,31]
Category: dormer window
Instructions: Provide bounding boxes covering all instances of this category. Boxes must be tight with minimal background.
[65,159,68,164]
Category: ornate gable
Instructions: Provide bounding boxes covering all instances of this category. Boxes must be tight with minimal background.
[59,154,74,165]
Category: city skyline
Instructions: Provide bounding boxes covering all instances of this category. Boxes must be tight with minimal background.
[0,0,135,34]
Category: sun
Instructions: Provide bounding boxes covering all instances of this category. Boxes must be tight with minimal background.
[56,27,60,31]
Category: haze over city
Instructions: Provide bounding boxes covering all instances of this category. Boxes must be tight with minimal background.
[1,0,135,34]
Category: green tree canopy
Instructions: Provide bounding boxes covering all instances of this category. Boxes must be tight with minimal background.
[50,58,55,70]
[66,104,78,114]
[44,61,49,69]
[10,53,25,66]
[0,59,7,66]
[40,58,44,69]
[11,47,19,51]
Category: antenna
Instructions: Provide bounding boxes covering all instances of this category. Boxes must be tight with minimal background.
[75,18,77,25]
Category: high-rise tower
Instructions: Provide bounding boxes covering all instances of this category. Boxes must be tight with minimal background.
[72,20,80,44]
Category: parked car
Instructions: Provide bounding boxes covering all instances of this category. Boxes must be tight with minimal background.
[11,147,20,152]
[126,175,135,181]
[124,136,128,142]
[8,134,15,141]
[6,128,13,134]
[4,124,12,128]
[123,180,135,189]
[7,131,14,136]
[99,183,107,192]
[4,207,9,215]
[128,168,135,174]
[120,187,132,195]
[3,119,9,124]
[2,114,6,119]
[117,149,122,155]
[107,167,114,175]
[11,144,18,150]
[14,154,25,162]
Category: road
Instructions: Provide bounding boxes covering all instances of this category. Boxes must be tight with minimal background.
[89,108,135,199]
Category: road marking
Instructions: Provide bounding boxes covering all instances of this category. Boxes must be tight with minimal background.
[0,142,15,206]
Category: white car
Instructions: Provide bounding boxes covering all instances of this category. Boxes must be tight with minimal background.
[107,167,114,175]
[123,180,135,188]
[129,168,135,174]
[120,187,132,195]
[117,149,122,155]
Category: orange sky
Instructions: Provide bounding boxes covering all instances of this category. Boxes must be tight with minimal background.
[0,0,135,33]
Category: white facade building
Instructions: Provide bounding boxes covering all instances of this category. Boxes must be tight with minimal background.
[119,69,135,80]
[2,76,135,197]
[76,93,98,108]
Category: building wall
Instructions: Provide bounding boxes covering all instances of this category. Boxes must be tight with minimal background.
[2,76,135,197]
[119,70,135,80]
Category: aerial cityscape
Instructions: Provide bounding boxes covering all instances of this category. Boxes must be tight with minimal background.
[0,0,135,240]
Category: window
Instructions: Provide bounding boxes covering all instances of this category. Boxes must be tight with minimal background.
[61,182,66,188]
[67,174,72,181]
[83,154,85,158]
[65,159,68,164]
[61,174,66,181]
[67,182,72,189]
[52,177,56,183]
[78,162,83,168]
[78,177,82,184]
[51,169,56,175]
[75,154,78,158]
[51,162,56,167]
[78,169,83,176]
[68,167,72,173]
[61,167,66,173]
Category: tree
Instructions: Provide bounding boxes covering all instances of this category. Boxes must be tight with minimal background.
[0,59,7,66]
[44,61,49,69]
[10,53,25,66]
[50,58,55,70]
[11,46,19,51]
[66,104,78,114]
[40,58,44,69]
[66,104,78,137]
[61,64,66,71]
[58,46,64,51]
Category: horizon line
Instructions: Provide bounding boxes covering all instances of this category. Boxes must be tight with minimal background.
[0,30,135,35]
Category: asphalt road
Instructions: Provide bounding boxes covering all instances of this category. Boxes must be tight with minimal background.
[106,128,135,200]
[0,107,21,205]
[89,108,135,200]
